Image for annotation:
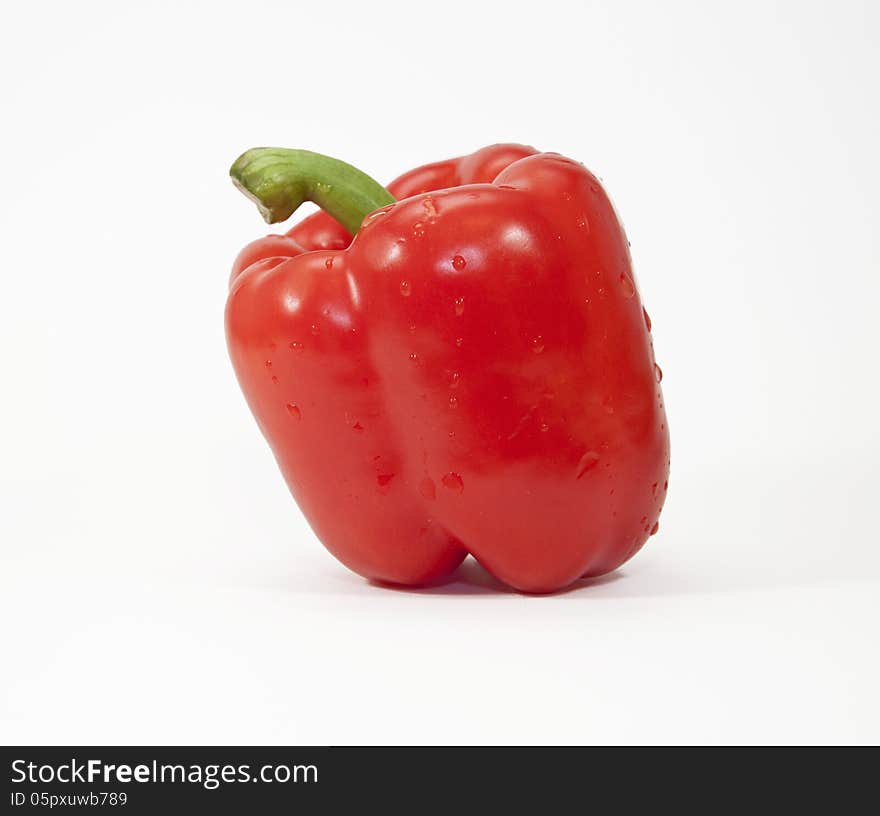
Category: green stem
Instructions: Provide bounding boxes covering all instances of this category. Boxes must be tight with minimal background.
[229,148,395,235]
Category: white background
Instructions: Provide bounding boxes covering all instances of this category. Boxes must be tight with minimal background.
[1,0,878,745]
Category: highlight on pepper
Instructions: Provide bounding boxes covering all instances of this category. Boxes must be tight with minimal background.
[225,144,670,593]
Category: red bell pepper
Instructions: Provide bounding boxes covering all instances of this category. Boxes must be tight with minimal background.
[226,144,669,592]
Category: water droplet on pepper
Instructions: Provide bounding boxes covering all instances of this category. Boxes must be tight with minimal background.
[576,451,600,478]
[422,196,438,219]
[442,472,463,493]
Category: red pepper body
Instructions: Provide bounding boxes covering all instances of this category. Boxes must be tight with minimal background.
[227,145,669,592]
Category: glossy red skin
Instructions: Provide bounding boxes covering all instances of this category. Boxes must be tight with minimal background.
[226,145,669,593]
